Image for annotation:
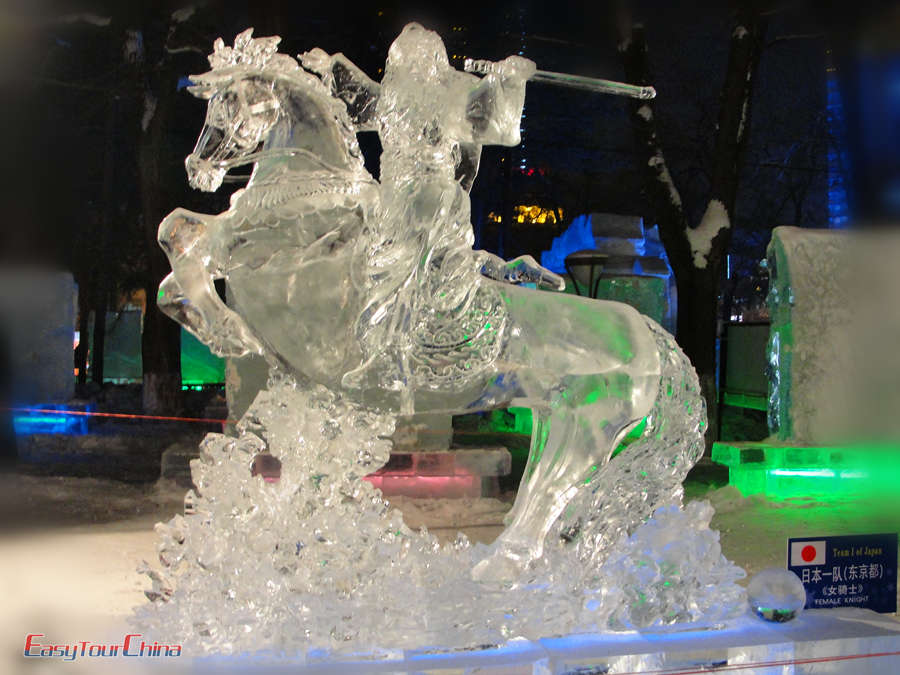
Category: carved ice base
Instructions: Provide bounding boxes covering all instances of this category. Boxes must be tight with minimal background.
[194,608,900,674]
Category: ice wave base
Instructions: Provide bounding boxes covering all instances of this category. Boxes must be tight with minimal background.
[136,373,745,657]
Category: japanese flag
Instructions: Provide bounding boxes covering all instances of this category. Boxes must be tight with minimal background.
[791,540,825,566]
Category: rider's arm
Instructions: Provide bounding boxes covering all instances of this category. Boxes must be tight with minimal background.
[300,49,381,131]
[456,142,481,192]
[464,56,536,147]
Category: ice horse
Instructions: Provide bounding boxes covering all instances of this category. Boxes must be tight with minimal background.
[157,25,705,582]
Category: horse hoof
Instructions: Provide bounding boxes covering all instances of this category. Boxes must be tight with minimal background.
[471,543,534,583]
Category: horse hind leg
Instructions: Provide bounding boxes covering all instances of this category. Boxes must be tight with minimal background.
[553,318,706,568]
[472,372,650,582]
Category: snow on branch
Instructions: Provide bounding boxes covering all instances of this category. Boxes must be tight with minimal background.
[617,20,643,53]
[55,14,111,27]
[767,32,825,47]
[648,151,683,210]
[165,45,208,56]
[142,93,157,132]
[172,6,196,23]
[686,199,729,269]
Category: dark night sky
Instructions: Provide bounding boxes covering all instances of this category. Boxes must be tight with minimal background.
[0,1,893,281]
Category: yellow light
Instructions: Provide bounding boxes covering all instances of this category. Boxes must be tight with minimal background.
[512,204,562,225]
[486,206,564,226]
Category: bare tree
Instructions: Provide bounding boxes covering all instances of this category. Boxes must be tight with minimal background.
[130,7,208,414]
[617,1,769,444]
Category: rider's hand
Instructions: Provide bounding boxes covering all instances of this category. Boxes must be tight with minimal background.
[505,255,565,291]
[495,56,537,85]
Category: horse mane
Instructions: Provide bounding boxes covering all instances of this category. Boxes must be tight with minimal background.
[271,68,366,172]
[190,29,365,175]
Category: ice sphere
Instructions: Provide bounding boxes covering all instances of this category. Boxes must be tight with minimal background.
[747,568,806,622]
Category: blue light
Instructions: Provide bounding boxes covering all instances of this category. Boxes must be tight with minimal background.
[13,405,90,436]
[540,214,596,274]
[826,59,850,228]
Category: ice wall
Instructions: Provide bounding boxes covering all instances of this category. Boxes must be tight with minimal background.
[766,226,900,444]
[0,267,75,404]
[767,227,849,442]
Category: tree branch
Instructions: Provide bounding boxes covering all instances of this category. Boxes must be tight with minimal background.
[767,32,825,47]
[617,23,698,282]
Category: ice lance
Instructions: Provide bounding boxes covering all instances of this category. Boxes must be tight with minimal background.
[464,58,656,100]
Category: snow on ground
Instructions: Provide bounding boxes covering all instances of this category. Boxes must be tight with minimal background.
[0,476,184,674]
[0,473,897,672]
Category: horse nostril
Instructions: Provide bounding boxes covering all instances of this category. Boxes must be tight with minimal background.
[185,155,225,192]
[251,453,282,483]
[186,153,210,172]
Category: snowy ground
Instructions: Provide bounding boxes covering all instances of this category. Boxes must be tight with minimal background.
[1,472,898,673]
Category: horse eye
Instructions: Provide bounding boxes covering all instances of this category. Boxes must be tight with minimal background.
[208,102,227,127]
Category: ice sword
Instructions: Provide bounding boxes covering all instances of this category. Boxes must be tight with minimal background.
[464,58,656,100]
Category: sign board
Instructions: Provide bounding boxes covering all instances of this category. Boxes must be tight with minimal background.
[787,533,897,613]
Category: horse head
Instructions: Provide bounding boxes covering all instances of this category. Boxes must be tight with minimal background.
[185,29,365,192]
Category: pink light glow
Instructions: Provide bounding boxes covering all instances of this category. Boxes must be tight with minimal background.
[363,473,481,498]
[248,450,484,497]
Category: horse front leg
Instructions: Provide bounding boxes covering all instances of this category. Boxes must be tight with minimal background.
[158,208,264,359]
[472,373,644,582]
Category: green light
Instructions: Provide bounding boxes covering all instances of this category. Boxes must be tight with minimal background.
[770,468,835,478]
[722,390,767,411]
[712,441,896,499]
[768,468,868,480]
[584,387,602,405]
[181,329,225,386]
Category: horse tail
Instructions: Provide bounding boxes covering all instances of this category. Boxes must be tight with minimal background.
[553,316,706,568]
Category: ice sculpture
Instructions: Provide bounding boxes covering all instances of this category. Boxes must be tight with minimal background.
[143,25,744,654]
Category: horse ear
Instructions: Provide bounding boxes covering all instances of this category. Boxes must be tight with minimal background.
[187,84,215,100]
[187,73,220,99]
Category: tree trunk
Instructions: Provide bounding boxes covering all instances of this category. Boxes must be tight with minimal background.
[142,287,182,415]
[90,289,107,385]
[74,276,91,385]
[92,92,118,387]
[674,271,721,443]
[618,7,767,447]
[138,51,182,415]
